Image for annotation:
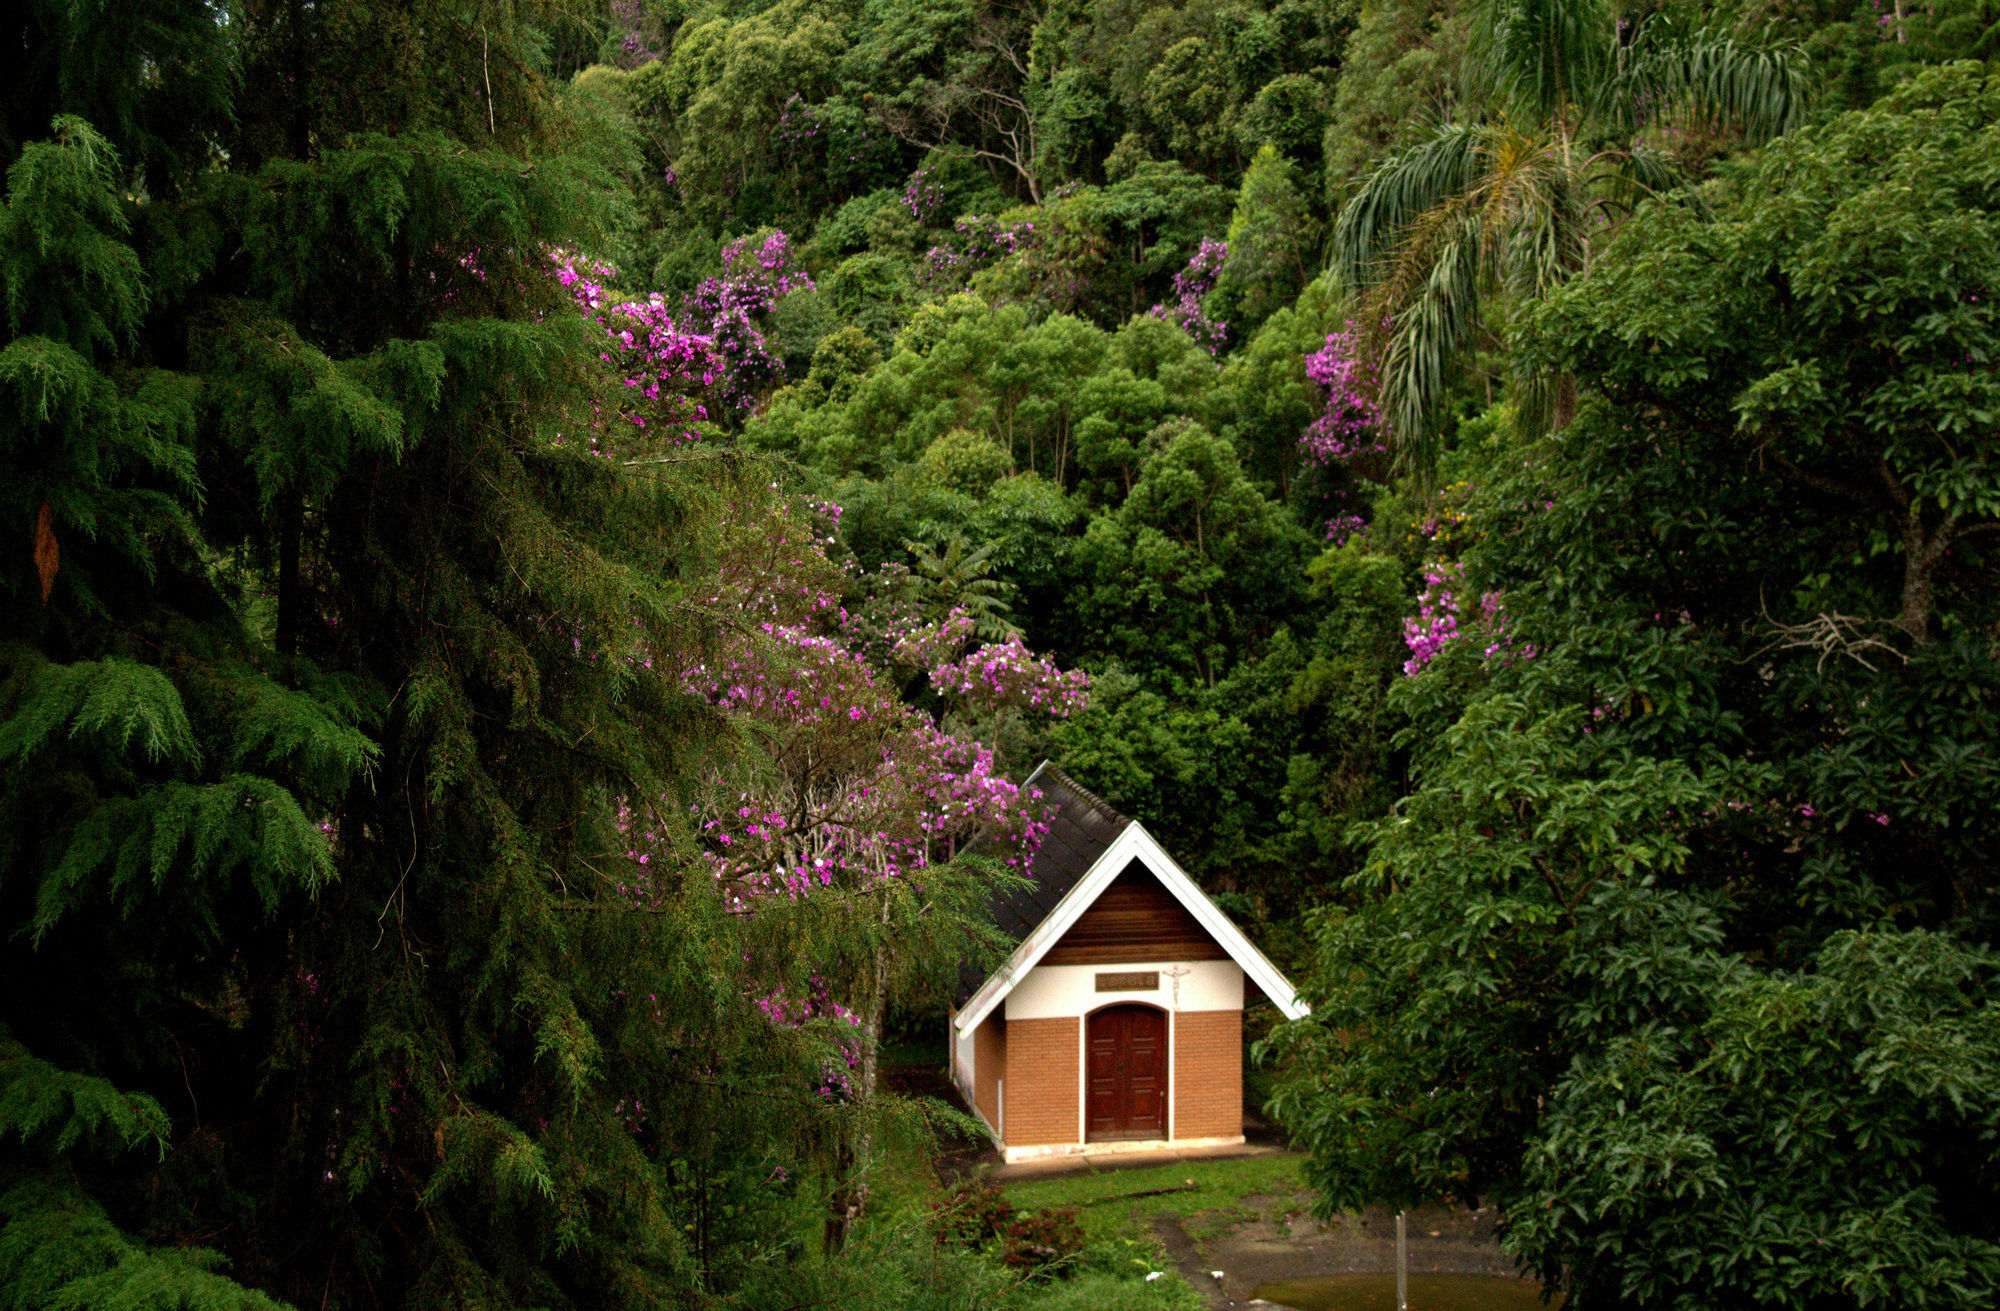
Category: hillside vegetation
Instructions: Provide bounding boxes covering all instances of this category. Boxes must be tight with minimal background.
[0,1,1997,1308]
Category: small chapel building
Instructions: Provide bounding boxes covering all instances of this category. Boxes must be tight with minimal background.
[950,764,1308,1162]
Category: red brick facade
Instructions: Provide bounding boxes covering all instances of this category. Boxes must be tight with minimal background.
[1170,1009,1241,1141]
[1002,1016,1080,1146]
[986,1008,1245,1148]
[972,1013,1005,1132]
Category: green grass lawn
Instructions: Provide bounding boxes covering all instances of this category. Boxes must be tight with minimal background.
[1004,1153,1312,1246]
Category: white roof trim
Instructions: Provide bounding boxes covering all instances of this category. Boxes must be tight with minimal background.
[956,820,1309,1034]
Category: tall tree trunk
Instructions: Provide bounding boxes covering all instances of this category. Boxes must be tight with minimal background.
[1882,457,1957,644]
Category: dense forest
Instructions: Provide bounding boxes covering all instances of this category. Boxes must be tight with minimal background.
[1,0,1998,1307]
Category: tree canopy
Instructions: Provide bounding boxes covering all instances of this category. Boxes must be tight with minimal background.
[4,0,2000,1307]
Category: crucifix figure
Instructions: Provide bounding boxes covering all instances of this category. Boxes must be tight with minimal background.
[1162,964,1192,1010]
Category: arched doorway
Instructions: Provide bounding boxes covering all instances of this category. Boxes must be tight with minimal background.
[1086,1004,1167,1141]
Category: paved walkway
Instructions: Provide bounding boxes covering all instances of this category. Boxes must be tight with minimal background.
[989,1138,1291,1182]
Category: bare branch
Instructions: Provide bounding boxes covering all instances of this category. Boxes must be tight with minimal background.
[1743,591,1910,673]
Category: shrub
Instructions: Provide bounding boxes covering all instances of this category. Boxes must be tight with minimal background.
[1000,1206,1086,1278]
[931,1175,1014,1248]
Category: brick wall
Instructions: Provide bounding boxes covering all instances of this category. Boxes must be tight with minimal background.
[1172,1009,1241,1140]
[973,1013,1005,1132]
[1002,1015,1080,1146]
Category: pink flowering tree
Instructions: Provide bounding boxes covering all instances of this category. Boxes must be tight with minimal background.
[1149,238,1229,354]
[1301,321,1392,545]
[550,247,721,456]
[543,235,812,452]
[627,490,1085,1247]
[919,214,1035,294]
[685,230,814,413]
[1303,322,1388,466]
[1399,524,1534,676]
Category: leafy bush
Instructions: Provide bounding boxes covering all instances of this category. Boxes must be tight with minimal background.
[931,1175,1014,1248]
[930,1176,1087,1279]
[1000,1206,1086,1278]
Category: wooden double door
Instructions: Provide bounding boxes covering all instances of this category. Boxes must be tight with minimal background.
[1086,1004,1167,1141]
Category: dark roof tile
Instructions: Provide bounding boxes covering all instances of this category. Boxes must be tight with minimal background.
[989,762,1129,942]
[959,763,1131,1003]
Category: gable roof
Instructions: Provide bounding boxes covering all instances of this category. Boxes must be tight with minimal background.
[988,763,1132,944]
[957,762,1309,1034]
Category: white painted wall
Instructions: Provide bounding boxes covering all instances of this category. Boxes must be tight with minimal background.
[951,1015,976,1101]
[1002,959,1242,1020]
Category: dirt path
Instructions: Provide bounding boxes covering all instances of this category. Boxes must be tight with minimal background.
[1151,1193,1521,1309]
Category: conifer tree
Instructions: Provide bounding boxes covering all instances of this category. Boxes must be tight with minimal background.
[0,5,807,1307]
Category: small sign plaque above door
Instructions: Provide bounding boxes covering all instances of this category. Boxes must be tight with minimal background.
[1095,971,1159,992]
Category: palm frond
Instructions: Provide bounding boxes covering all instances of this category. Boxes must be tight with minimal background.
[1587,141,1699,221]
[1603,24,1810,143]
[1472,123,1586,302]
[1471,0,1614,125]
[1365,194,1490,479]
[1331,124,1487,291]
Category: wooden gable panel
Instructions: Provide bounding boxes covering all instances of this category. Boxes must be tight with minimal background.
[1040,861,1228,966]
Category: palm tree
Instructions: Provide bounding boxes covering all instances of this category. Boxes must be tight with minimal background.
[1333,0,1808,473]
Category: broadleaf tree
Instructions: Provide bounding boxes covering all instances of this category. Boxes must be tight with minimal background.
[1268,61,2000,1310]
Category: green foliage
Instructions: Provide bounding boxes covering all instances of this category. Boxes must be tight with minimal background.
[1073,423,1309,686]
[0,5,233,196]
[0,1179,291,1311]
[0,7,894,1309]
[0,1034,166,1161]
[1511,930,2000,1307]
[1213,145,1324,336]
[23,0,1983,1301]
[976,164,1233,325]
[1331,0,1808,472]
[1272,62,2000,1309]
[1319,0,1460,203]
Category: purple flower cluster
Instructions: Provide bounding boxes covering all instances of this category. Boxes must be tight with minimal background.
[894,610,1091,715]
[1402,559,1533,675]
[691,231,814,320]
[756,981,864,1099]
[625,497,1081,915]
[903,167,943,222]
[1402,561,1464,675]
[605,494,1085,1110]
[774,94,822,163]
[551,247,721,448]
[1148,239,1229,354]
[610,0,658,66]
[1324,513,1367,545]
[919,215,1034,292]
[683,231,814,410]
[1303,322,1387,463]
